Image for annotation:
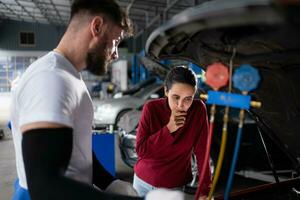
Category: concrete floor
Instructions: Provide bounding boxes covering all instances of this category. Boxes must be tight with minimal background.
[0,133,16,200]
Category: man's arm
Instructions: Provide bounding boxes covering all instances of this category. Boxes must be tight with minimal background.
[22,124,142,200]
[93,151,116,190]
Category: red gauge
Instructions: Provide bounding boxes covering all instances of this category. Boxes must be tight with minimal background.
[205,62,229,90]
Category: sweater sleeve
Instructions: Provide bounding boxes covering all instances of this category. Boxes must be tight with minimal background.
[135,102,175,159]
[194,103,212,196]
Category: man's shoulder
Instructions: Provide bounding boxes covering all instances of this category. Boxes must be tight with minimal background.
[29,52,54,67]
[21,52,56,78]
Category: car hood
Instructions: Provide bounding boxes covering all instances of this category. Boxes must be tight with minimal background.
[146,0,300,161]
[0,92,11,128]
[93,96,145,125]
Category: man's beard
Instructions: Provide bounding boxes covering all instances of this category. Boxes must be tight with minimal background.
[86,39,110,76]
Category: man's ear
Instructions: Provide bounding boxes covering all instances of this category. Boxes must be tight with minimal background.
[91,16,106,37]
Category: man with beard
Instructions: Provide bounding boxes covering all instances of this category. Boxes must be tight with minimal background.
[10,0,184,200]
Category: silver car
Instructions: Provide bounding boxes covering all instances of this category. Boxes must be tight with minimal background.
[0,92,12,139]
[93,80,164,132]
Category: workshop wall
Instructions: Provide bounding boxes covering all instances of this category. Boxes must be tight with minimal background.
[0,19,66,51]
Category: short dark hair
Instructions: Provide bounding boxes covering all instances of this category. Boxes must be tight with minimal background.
[71,0,133,37]
[165,65,197,91]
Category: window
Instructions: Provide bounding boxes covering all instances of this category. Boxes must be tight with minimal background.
[19,32,35,47]
[0,56,37,92]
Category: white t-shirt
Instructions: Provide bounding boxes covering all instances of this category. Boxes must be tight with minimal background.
[10,51,94,189]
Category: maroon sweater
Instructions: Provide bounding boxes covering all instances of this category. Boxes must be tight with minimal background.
[134,98,212,195]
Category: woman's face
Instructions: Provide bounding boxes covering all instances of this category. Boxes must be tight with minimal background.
[165,83,196,112]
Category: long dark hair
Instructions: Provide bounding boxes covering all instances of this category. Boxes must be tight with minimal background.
[164,65,197,92]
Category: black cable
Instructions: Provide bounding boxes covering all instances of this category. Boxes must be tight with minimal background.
[246,110,280,183]
[256,124,280,183]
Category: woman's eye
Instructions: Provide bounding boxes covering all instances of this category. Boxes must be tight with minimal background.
[184,98,192,102]
[172,96,180,101]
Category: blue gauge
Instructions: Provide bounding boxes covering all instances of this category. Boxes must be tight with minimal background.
[233,64,260,92]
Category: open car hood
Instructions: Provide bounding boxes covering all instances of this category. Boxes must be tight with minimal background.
[146,0,300,169]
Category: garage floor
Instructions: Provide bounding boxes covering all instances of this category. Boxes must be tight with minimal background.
[0,134,15,200]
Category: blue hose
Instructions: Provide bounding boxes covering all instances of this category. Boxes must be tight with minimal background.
[224,125,243,200]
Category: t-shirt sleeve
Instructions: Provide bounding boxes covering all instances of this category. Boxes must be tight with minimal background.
[18,71,76,128]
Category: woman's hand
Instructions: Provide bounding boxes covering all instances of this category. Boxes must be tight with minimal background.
[167,110,187,133]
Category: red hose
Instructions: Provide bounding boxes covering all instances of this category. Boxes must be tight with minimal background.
[195,120,214,200]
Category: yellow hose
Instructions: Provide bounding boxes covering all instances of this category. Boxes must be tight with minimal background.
[207,47,235,199]
[207,107,229,200]
[207,128,228,199]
